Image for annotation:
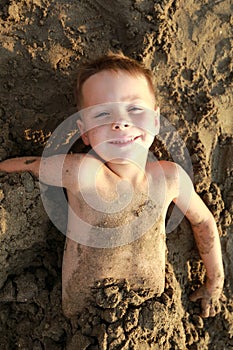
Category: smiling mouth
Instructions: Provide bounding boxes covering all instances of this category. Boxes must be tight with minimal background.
[109,136,141,145]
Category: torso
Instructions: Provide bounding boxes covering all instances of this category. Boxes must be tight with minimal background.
[62,160,177,317]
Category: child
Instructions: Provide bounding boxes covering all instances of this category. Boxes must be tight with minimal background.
[0,52,224,319]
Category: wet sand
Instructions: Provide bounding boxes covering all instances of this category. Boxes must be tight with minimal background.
[0,0,232,349]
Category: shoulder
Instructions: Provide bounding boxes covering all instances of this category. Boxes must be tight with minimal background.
[148,160,179,180]
[68,152,105,190]
[71,152,104,174]
[158,160,178,173]
[148,160,194,196]
[150,160,192,182]
[63,152,102,169]
[46,152,103,190]
[146,161,179,201]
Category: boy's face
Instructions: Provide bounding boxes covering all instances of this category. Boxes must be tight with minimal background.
[77,70,160,164]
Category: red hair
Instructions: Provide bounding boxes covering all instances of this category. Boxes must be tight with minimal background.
[76,51,155,110]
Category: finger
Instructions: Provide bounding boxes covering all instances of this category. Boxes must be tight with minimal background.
[201,298,211,318]
[209,304,216,317]
[209,300,221,317]
[220,293,227,302]
[190,288,204,302]
[215,301,221,314]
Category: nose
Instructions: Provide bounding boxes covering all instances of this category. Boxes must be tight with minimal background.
[112,121,131,130]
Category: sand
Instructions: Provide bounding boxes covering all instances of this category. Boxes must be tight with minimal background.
[0,0,232,349]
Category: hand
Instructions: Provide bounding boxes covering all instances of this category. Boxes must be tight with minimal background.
[190,280,224,318]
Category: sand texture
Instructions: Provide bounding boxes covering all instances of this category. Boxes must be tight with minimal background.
[0,0,233,349]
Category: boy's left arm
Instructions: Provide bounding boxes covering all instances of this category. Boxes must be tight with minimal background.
[173,164,224,318]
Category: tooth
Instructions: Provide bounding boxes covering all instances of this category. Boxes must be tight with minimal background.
[111,137,136,144]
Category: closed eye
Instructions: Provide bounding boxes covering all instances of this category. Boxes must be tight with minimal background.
[94,112,110,118]
[128,106,144,113]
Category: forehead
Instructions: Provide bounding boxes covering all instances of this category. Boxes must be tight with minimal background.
[81,70,154,108]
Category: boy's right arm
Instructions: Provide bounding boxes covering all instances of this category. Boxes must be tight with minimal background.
[0,157,41,175]
[0,155,81,190]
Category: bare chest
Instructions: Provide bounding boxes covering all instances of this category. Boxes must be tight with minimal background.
[67,182,168,248]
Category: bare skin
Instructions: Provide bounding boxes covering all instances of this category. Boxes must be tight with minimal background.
[62,160,169,317]
[0,70,224,318]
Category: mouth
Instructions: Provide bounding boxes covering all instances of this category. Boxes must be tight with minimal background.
[109,135,141,145]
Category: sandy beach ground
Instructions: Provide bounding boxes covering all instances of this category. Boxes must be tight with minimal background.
[0,0,232,349]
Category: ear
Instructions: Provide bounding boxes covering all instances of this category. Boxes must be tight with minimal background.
[154,106,160,135]
[77,119,90,145]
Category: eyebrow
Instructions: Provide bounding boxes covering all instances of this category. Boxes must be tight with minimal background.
[121,95,155,104]
[121,95,143,101]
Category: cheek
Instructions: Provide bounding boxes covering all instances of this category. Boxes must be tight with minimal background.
[134,117,156,134]
[87,127,106,144]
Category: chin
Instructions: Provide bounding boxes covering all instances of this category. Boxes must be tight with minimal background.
[93,144,150,165]
[107,158,133,165]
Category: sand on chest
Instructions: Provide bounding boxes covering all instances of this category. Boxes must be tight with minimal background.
[63,192,166,317]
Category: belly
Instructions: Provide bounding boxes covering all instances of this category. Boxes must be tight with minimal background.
[62,217,166,317]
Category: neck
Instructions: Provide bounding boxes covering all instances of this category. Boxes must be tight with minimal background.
[105,156,148,187]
